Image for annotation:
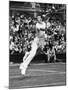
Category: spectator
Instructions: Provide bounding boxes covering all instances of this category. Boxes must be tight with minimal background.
[9,12,66,60]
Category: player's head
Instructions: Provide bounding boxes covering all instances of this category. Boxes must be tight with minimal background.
[37,16,42,22]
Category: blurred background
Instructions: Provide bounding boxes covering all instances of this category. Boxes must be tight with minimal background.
[9,1,66,64]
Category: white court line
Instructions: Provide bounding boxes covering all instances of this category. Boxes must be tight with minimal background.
[9,71,66,79]
[15,82,66,89]
[31,63,66,66]
[28,69,66,74]
[9,63,66,67]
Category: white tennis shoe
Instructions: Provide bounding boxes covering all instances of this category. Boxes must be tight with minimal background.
[19,63,27,76]
[21,68,26,75]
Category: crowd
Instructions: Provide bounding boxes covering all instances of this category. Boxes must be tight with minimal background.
[9,14,36,54]
[9,12,66,62]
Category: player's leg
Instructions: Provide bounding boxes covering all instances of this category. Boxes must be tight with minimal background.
[23,52,29,62]
[19,41,38,75]
[20,46,37,75]
[20,52,29,70]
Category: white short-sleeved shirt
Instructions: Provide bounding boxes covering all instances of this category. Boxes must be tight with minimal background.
[36,22,46,29]
[36,22,47,38]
